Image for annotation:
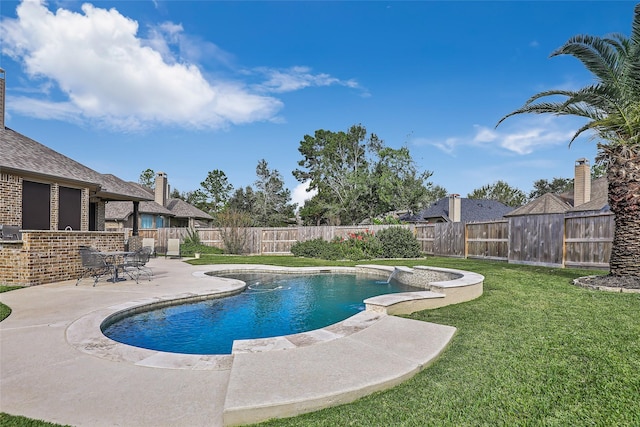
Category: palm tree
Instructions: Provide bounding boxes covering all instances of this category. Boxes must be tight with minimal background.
[497,5,640,279]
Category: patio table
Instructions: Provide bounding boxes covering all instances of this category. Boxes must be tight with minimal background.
[100,251,134,282]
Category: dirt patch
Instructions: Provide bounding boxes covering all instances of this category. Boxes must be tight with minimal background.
[574,275,640,293]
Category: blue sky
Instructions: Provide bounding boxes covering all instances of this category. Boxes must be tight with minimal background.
[0,1,635,207]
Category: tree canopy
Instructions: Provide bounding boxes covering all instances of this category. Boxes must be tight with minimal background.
[138,168,155,189]
[293,124,439,225]
[467,180,528,208]
[529,177,574,200]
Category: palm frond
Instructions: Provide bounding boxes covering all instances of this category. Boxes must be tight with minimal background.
[522,89,577,106]
[551,35,621,85]
[498,7,640,150]
[631,4,640,50]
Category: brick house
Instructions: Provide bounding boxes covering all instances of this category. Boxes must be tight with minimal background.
[0,69,153,285]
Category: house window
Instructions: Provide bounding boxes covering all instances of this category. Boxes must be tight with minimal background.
[141,214,153,229]
[156,216,164,228]
[58,186,81,230]
[22,180,51,230]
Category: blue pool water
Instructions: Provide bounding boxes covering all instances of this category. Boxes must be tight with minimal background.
[102,272,414,355]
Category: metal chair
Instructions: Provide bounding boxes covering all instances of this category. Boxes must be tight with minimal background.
[76,247,113,287]
[123,247,153,284]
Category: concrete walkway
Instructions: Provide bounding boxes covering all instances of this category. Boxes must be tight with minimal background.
[0,258,456,426]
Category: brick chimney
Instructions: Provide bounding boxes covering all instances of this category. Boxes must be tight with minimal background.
[0,68,5,129]
[155,172,168,207]
[448,194,461,222]
[574,158,591,207]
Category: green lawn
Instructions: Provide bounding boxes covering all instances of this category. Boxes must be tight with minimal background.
[0,285,22,322]
[2,256,639,426]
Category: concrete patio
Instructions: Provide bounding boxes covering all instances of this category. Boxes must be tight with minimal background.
[0,258,457,426]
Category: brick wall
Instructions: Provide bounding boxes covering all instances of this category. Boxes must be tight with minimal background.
[0,173,22,226]
[50,183,59,230]
[1,172,108,232]
[0,231,126,286]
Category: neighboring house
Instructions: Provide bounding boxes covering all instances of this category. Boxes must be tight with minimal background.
[104,199,175,230]
[506,158,608,217]
[0,71,153,232]
[105,171,213,230]
[402,194,514,223]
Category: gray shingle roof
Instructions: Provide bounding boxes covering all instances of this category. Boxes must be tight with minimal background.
[105,201,175,220]
[0,127,152,201]
[505,193,572,216]
[507,177,609,216]
[166,198,213,220]
[403,197,514,223]
[567,177,609,212]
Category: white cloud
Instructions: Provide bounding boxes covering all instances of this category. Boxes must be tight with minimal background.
[291,180,317,208]
[410,136,459,155]
[253,66,360,94]
[496,116,577,154]
[473,125,498,143]
[413,116,582,157]
[0,0,281,131]
[0,1,356,132]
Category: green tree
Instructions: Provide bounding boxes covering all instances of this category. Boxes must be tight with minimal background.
[529,177,574,200]
[294,124,435,225]
[294,124,378,225]
[253,159,296,227]
[468,180,527,208]
[139,168,155,189]
[227,186,257,216]
[369,146,434,219]
[298,195,329,226]
[497,5,640,277]
[591,162,607,179]
[200,170,233,214]
[425,184,449,205]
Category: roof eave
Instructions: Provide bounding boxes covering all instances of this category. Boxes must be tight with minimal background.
[0,166,101,190]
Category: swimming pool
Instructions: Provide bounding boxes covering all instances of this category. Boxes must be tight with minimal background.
[101,272,416,354]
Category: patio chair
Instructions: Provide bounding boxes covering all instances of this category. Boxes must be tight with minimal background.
[76,246,113,287]
[142,238,156,257]
[123,247,153,284]
[166,238,181,258]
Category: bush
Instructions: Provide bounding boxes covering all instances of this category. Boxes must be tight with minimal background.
[336,230,383,260]
[376,226,421,258]
[291,228,421,261]
[291,238,343,260]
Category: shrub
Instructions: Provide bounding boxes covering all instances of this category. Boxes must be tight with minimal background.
[216,209,252,254]
[336,230,383,260]
[291,238,342,260]
[291,228,421,261]
[377,226,421,258]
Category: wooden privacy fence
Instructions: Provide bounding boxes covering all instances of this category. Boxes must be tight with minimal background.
[134,212,614,269]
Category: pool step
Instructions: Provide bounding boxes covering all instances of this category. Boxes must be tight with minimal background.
[364,290,446,315]
[222,315,456,426]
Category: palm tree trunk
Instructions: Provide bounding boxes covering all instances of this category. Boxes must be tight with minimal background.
[605,145,640,277]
